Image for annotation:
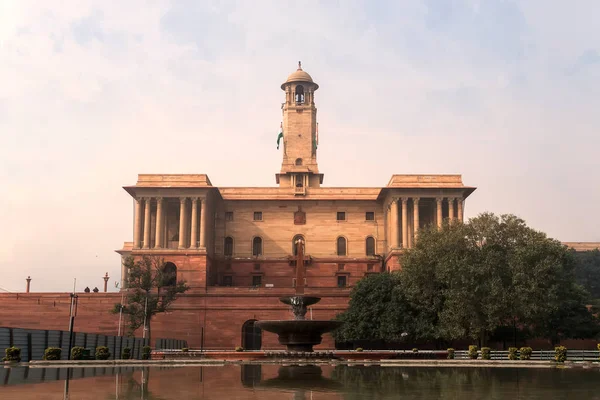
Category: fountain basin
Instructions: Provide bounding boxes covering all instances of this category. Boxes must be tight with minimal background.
[256,320,342,352]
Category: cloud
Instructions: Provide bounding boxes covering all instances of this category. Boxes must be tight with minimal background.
[0,0,599,291]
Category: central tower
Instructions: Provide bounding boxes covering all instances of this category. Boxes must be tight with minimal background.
[276,62,323,192]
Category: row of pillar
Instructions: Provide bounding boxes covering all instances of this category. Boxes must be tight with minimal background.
[390,197,464,249]
[133,197,207,250]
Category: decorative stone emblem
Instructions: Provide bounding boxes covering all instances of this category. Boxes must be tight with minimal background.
[294,208,306,225]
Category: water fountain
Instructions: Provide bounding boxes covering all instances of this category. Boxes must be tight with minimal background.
[256,238,342,352]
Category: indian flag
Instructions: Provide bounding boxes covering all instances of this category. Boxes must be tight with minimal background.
[313,122,319,151]
[277,122,283,150]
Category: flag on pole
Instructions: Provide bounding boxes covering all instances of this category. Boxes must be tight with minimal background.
[316,122,319,146]
[276,122,283,149]
[313,122,319,151]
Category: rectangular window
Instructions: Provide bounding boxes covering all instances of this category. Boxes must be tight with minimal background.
[337,275,347,288]
[336,212,346,221]
[223,276,232,287]
[252,275,262,287]
[337,263,345,271]
[254,212,263,221]
[367,263,374,271]
[225,211,233,221]
[254,263,261,271]
[365,211,375,221]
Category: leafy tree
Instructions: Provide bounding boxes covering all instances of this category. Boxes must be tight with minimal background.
[572,249,600,300]
[111,256,188,340]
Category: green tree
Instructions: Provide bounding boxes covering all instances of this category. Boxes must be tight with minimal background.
[334,272,415,343]
[572,249,600,300]
[111,256,189,340]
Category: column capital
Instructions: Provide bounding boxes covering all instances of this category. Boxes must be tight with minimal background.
[191,197,199,204]
[436,197,444,204]
[179,197,187,204]
[447,196,455,201]
[155,196,163,202]
[400,197,408,204]
[412,197,420,204]
[391,196,399,203]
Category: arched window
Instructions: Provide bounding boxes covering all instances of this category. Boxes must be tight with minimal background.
[366,236,375,256]
[295,158,303,166]
[162,262,177,286]
[292,235,305,256]
[295,85,305,104]
[337,237,347,256]
[224,237,234,256]
[252,237,263,256]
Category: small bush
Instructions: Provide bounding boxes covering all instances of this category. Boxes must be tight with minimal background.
[598,344,600,360]
[481,347,491,360]
[508,347,518,360]
[447,348,455,359]
[468,345,478,360]
[71,346,85,360]
[355,347,363,352]
[555,346,567,363]
[95,346,111,360]
[181,348,189,352]
[121,347,131,360]
[142,346,151,360]
[412,348,419,353]
[3,347,21,362]
[43,347,62,360]
[235,346,244,352]
[520,347,532,360]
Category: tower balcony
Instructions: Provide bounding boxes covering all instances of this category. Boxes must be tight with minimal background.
[294,186,306,196]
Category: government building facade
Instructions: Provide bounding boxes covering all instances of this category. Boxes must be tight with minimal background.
[113,64,476,349]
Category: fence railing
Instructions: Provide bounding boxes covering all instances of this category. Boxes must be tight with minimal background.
[453,350,600,361]
[0,327,186,361]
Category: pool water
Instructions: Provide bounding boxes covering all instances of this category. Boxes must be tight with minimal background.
[1,364,599,399]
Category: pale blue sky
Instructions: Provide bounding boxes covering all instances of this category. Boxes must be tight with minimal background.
[1,0,598,292]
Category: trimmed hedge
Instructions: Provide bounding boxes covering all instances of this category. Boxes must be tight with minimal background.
[447,348,455,359]
[519,347,532,360]
[355,347,363,352]
[71,346,85,360]
[121,347,131,360]
[508,347,518,360]
[43,347,62,360]
[3,347,21,362]
[468,345,478,360]
[95,346,111,360]
[555,346,567,363]
[481,347,491,360]
[142,346,152,360]
[235,346,244,352]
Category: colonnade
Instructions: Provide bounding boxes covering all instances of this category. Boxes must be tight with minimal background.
[390,196,464,249]
[133,197,207,250]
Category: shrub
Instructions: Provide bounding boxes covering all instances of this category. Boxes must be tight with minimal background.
[508,347,518,360]
[481,347,491,360]
[235,346,244,352]
[43,347,62,360]
[447,348,455,359]
[121,347,131,360]
[598,344,600,360]
[555,346,567,363]
[3,347,21,362]
[95,346,111,360]
[355,347,363,352]
[71,346,85,360]
[412,348,419,353]
[181,348,189,352]
[142,346,151,360]
[468,345,478,360]
[519,347,532,360]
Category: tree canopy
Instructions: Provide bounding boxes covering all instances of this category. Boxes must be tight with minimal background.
[335,213,599,346]
[111,256,189,339]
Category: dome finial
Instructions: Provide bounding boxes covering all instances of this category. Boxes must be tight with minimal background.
[298,61,302,70]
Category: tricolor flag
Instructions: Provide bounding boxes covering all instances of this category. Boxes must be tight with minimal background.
[313,122,319,151]
[276,122,283,149]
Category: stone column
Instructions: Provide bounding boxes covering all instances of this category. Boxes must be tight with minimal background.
[190,197,199,248]
[143,198,151,249]
[155,197,164,248]
[448,197,455,221]
[26,276,31,293]
[103,272,109,293]
[413,197,420,242]
[178,197,187,249]
[436,197,443,230]
[457,198,464,222]
[390,198,399,248]
[401,197,409,249]
[133,198,143,249]
[199,198,207,249]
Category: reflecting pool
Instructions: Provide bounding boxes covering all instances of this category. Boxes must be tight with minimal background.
[1,364,599,399]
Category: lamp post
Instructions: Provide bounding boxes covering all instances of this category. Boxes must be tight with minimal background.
[67,279,78,360]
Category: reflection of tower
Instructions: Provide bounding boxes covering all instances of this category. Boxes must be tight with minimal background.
[277,62,323,190]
